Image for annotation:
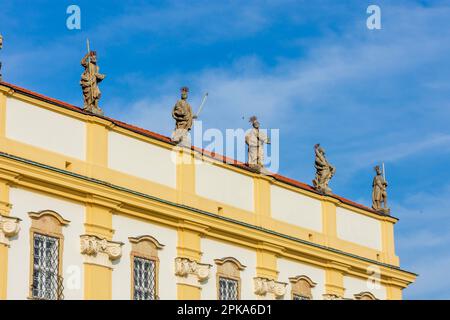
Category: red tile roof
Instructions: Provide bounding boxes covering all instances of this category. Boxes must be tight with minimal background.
[0,81,396,220]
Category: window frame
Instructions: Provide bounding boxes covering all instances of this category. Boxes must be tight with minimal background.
[129,235,164,300]
[28,210,70,300]
[214,257,246,301]
[289,275,317,301]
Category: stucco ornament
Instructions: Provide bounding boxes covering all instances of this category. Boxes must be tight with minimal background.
[254,277,287,299]
[0,215,21,245]
[172,87,196,147]
[245,116,271,173]
[174,257,211,286]
[372,165,390,214]
[80,235,123,268]
[312,144,336,195]
[80,43,106,116]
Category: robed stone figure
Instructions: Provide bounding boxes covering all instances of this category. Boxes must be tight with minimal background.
[312,144,335,195]
[80,51,105,115]
[372,165,390,214]
[172,87,196,147]
[245,116,270,173]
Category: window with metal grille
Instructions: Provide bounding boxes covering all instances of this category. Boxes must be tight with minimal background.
[31,233,63,300]
[293,294,311,300]
[133,256,156,300]
[219,277,239,300]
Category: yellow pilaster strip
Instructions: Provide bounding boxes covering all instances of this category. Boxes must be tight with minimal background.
[0,178,12,299]
[176,148,196,206]
[324,262,348,298]
[83,196,118,300]
[256,242,282,280]
[176,221,208,299]
[381,219,399,266]
[254,176,271,226]
[386,284,403,300]
[84,264,112,300]
[86,119,109,178]
[0,90,7,137]
[0,244,8,299]
[177,284,201,300]
[322,198,339,245]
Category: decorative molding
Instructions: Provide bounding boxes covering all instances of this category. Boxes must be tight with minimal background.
[28,210,70,226]
[129,235,164,249]
[214,257,246,271]
[289,275,317,300]
[254,277,287,299]
[354,291,378,300]
[80,234,123,268]
[175,257,211,287]
[0,214,21,245]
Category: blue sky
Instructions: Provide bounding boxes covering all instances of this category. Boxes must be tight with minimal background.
[1,0,450,299]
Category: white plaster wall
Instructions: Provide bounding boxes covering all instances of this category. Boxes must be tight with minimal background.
[271,185,322,232]
[111,214,177,300]
[7,187,85,300]
[201,238,257,300]
[5,97,86,160]
[195,162,254,212]
[277,258,326,300]
[108,131,176,188]
[344,275,387,300]
[336,207,382,251]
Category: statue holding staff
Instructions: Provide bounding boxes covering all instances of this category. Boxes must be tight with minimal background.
[372,165,390,214]
[312,144,335,195]
[80,40,105,115]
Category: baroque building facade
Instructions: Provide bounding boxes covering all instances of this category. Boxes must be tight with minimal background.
[0,82,416,300]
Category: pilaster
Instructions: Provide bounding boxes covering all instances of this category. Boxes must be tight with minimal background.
[83,195,121,300]
[176,220,209,299]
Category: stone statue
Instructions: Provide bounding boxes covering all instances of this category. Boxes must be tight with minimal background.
[245,116,270,173]
[312,144,335,195]
[372,165,390,214]
[171,87,197,147]
[80,50,105,115]
[0,34,3,81]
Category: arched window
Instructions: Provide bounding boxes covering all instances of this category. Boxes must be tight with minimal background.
[28,210,70,300]
[289,275,317,300]
[214,257,246,300]
[354,292,378,300]
[129,235,164,300]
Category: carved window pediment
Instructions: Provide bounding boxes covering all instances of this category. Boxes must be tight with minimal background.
[289,275,317,300]
[354,292,378,300]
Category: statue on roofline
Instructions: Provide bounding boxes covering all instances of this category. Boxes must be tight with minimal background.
[80,40,105,116]
[372,165,390,214]
[312,144,335,195]
[171,86,197,147]
[245,116,271,173]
